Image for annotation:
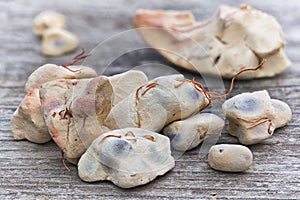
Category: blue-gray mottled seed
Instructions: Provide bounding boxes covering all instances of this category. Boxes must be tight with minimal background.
[222,90,292,145]
[78,128,175,188]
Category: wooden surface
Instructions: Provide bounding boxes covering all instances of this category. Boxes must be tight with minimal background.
[0,0,300,199]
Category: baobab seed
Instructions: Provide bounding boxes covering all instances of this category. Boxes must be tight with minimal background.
[208,144,253,172]
[42,28,79,56]
[33,10,65,36]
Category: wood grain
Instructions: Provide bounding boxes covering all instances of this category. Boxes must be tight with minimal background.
[0,0,299,199]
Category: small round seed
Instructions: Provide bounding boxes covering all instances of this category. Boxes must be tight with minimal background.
[41,28,79,56]
[208,144,253,172]
[33,11,65,36]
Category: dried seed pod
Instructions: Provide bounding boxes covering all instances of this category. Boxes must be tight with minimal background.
[33,11,65,36]
[11,88,51,143]
[104,74,210,132]
[42,28,79,56]
[78,127,175,188]
[222,90,291,145]
[108,70,148,106]
[163,113,224,151]
[40,76,113,159]
[208,144,253,172]
[134,5,290,79]
[25,64,97,92]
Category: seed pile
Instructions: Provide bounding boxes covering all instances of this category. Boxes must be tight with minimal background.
[207,91,292,172]
[33,11,79,56]
[12,56,230,187]
[11,57,292,187]
[11,5,293,188]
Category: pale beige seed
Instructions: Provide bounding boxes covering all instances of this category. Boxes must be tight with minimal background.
[42,28,79,56]
[222,90,292,145]
[271,99,292,128]
[25,63,97,92]
[163,113,224,151]
[104,74,210,132]
[33,11,65,36]
[40,76,113,159]
[11,88,51,143]
[223,90,276,145]
[108,70,148,106]
[78,127,175,188]
[208,144,253,172]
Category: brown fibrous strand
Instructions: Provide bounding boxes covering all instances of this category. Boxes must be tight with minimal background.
[98,135,122,145]
[135,81,159,104]
[59,100,74,120]
[61,151,71,172]
[175,78,212,111]
[237,116,273,135]
[134,81,158,128]
[142,135,155,142]
[125,131,136,137]
[61,48,91,72]
[174,59,266,110]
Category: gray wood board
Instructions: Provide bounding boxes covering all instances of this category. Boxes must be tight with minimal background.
[0,0,299,199]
